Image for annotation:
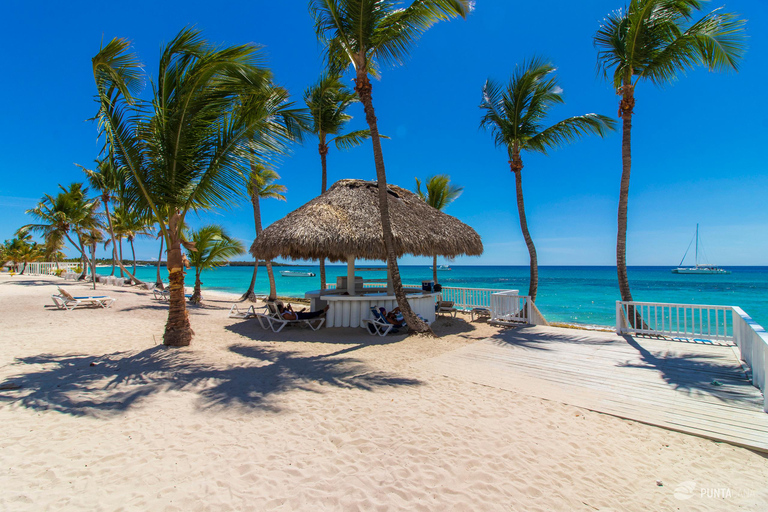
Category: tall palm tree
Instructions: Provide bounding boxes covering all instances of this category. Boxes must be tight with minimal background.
[305,72,372,290]
[241,163,287,302]
[480,58,615,302]
[186,225,245,304]
[91,28,304,346]
[415,174,463,285]
[594,0,746,322]
[78,158,144,284]
[310,0,471,333]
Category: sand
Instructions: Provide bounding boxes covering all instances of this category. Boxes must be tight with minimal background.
[0,274,766,511]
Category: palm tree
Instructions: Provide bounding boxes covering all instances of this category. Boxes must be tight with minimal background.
[78,158,144,284]
[4,233,43,274]
[111,204,153,278]
[186,225,245,304]
[304,72,372,290]
[91,28,303,346]
[480,58,615,302]
[594,0,746,322]
[241,163,287,302]
[21,183,101,279]
[415,175,463,285]
[310,0,471,333]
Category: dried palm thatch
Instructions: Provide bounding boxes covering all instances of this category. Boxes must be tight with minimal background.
[250,179,483,263]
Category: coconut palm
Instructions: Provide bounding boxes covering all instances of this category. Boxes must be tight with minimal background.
[78,158,144,284]
[594,0,746,321]
[111,204,153,278]
[4,233,43,274]
[241,163,287,302]
[415,175,463,284]
[91,28,304,346]
[186,225,245,304]
[305,72,372,290]
[480,58,615,302]
[310,0,471,333]
[21,183,101,279]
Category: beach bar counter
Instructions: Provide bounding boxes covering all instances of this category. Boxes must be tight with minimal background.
[306,288,439,328]
[305,268,439,328]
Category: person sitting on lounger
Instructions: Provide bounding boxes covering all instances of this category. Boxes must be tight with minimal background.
[278,302,329,321]
[382,307,406,327]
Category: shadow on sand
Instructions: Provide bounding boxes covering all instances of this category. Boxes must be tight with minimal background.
[0,343,422,417]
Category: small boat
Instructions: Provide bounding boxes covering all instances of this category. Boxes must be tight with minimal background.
[429,264,452,271]
[671,224,730,275]
[280,270,316,277]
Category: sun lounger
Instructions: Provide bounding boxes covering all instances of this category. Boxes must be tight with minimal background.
[52,287,116,311]
[362,306,410,336]
[436,300,458,318]
[255,302,325,332]
[228,304,262,319]
[152,287,193,301]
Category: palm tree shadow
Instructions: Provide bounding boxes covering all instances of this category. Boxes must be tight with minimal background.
[620,335,756,404]
[0,344,421,417]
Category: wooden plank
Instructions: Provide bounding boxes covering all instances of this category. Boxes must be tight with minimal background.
[419,327,768,453]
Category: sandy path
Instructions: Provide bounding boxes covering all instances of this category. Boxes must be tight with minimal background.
[1,274,766,511]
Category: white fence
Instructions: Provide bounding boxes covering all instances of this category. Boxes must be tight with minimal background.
[616,301,734,342]
[15,262,80,276]
[441,287,518,310]
[491,291,533,325]
[732,307,768,412]
[618,301,768,412]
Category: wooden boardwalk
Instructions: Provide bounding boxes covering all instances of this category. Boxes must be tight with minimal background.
[421,325,768,452]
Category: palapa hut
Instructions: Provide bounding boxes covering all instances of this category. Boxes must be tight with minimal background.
[250,179,483,296]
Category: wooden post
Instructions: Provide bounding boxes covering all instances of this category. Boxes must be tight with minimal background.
[347,256,356,296]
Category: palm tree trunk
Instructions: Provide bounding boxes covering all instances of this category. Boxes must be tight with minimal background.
[103,199,142,285]
[118,240,125,278]
[20,262,27,274]
[90,241,97,290]
[617,83,641,328]
[103,194,118,277]
[266,261,277,301]
[241,262,259,301]
[242,194,262,302]
[130,237,137,277]
[164,212,193,347]
[433,255,438,285]
[252,192,278,301]
[156,236,164,288]
[511,157,538,303]
[191,268,203,304]
[354,72,429,334]
[319,136,328,291]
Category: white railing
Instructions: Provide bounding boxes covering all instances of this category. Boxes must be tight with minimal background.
[19,262,80,276]
[441,287,518,310]
[616,301,733,342]
[491,291,533,325]
[617,301,768,412]
[732,307,768,412]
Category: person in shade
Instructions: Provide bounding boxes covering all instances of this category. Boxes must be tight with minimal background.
[277,302,329,321]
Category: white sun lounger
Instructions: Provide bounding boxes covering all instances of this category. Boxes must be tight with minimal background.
[228,304,264,319]
[52,287,116,311]
[255,302,325,332]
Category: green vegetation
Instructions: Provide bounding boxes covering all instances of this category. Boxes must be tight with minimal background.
[415,175,464,285]
[479,57,615,302]
[310,0,471,334]
[594,0,746,320]
[185,225,245,304]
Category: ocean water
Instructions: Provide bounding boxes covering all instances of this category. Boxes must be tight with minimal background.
[101,265,768,329]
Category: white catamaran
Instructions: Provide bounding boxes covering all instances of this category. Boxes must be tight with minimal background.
[280,270,316,277]
[671,224,730,275]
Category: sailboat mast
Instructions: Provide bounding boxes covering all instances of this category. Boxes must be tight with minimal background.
[695,223,699,267]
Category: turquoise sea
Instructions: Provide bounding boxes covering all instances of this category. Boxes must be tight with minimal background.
[100,265,768,329]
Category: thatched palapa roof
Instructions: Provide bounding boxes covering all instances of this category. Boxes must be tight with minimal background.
[250,179,483,263]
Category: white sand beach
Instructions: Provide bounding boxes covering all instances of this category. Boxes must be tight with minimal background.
[1,274,767,511]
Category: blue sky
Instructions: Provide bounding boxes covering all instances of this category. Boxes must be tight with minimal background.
[1,0,765,266]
